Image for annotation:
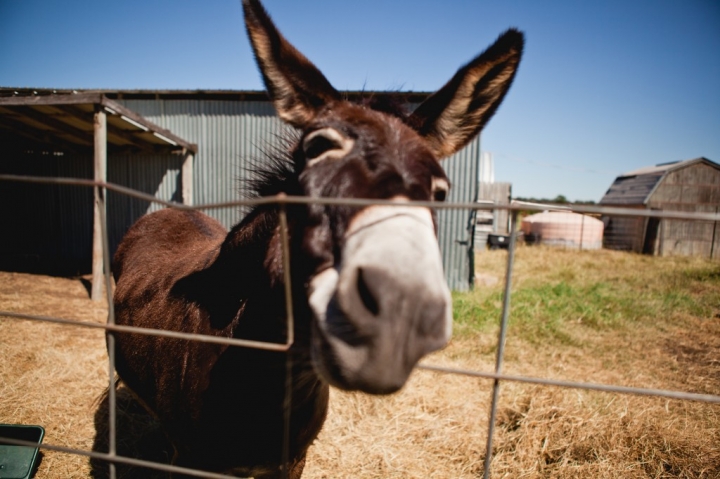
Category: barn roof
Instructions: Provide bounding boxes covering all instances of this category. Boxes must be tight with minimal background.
[600,157,718,206]
[0,91,197,154]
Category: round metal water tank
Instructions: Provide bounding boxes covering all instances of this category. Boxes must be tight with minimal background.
[521,211,604,250]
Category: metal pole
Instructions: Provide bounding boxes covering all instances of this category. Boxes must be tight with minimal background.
[278,197,294,479]
[94,108,117,478]
[483,210,519,478]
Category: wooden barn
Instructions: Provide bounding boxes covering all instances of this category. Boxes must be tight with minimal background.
[600,157,720,258]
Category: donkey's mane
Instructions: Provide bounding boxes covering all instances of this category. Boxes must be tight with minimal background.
[356,93,411,120]
[244,141,300,200]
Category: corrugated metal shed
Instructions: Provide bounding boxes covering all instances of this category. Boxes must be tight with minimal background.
[436,134,480,290]
[116,92,481,290]
[0,91,195,283]
[0,152,183,274]
[116,96,288,228]
[0,92,196,154]
[600,157,720,257]
[1,88,482,290]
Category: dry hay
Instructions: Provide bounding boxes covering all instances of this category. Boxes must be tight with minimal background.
[0,272,108,478]
[1,264,719,478]
[304,324,720,479]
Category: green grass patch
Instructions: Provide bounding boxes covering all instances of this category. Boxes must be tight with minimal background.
[454,247,720,345]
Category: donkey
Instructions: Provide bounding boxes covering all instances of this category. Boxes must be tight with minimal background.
[111,0,523,477]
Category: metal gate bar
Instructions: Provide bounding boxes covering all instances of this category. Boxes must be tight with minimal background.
[1,174,719,479]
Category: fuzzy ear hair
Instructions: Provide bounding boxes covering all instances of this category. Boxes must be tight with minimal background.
[409,29,524,159]
[242,0,341,128]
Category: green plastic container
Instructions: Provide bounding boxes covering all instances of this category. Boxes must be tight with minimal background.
[0,425,44,479]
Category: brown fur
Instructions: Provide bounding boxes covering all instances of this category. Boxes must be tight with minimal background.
[114,207,326,478]
[111,0,523,476]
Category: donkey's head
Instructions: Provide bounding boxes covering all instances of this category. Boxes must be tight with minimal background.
[243,0,523,394]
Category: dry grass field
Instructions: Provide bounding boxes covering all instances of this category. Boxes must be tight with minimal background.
[1,246,719,478]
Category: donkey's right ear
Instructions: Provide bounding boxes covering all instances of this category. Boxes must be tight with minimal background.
[409,29,524,159]
[243,0,341,128]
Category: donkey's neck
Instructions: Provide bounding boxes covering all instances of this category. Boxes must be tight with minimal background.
[198,204,308,345]
[219,205,282,289]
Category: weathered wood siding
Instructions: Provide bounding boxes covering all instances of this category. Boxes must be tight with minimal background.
[648,162,720,258]
[602,207,647,253]
[602,159,720,258]
[474,182,511,249]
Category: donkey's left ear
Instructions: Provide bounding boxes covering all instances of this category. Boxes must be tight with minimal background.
[243,0,341,128]
[409,29,524,159]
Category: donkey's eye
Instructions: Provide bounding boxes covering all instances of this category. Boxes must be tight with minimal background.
[304,134,340,160]
[302,128,354,166]
[431,177,449,202]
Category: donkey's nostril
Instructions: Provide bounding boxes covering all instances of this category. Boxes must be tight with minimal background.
[356,267,380,316]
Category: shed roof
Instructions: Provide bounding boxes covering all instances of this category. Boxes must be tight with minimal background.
[0,87,433,104]
[600,157,718,206]
[0,92,197,154]
[0,87,436,154]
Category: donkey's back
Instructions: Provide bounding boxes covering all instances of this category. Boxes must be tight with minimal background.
[112,208,229,415]
[113,208,226,283]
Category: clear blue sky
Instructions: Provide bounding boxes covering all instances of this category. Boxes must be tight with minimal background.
[1,0,718,202]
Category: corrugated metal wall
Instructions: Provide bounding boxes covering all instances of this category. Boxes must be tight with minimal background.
[0,151,182,275]
[119,100,291,227]
[0,153,87,274]
[437,135,480,291]
[1,96,479,285]
[108,154,184,254]
[118,98,480,290]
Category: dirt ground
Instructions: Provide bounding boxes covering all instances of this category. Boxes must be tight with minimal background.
[1,268,719,478]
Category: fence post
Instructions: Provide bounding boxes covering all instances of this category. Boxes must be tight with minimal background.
[91,106,107,301]
[483,210,519,479]
[278,196,294,479]
[100,189,118,479]
[711,206,718,260]
[181,149,194,206]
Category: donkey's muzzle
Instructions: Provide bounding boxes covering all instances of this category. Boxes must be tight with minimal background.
[308,204,452,394]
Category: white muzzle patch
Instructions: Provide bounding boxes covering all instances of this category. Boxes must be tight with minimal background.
[308,201,453,341]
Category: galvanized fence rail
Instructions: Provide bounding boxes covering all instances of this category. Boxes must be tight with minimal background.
[1,173,720,479]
